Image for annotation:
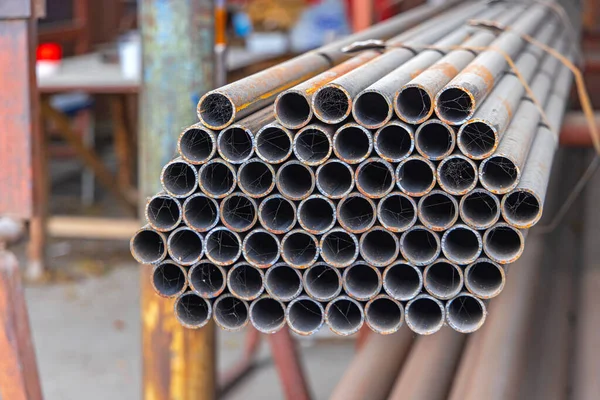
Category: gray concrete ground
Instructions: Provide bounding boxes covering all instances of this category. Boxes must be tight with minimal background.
[24,263,354,400]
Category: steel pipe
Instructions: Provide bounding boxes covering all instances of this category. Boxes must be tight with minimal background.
[249,296,286,334]
[204,227,242,266]
[213,294,250,331]
[198,158,236,199]
[417,190,459,231]
[237,158,276,198]
[286,295,325,336]
[316,159,355,199]
[395,156,436,197]
[130,226,167,264]
[337,193,377,234]
[373,121,414,163]
[280,229,319,269]
[355,158,395,199]
[400,226,440,266]
[343,262,383,301]
[258,194,297,234]
[178,123,217,165]
[360,226,400,267]
[145,193,183,232]
[275,160,315,201]
[219,192,258,233]
[325,296,365,336]
[151,261,188,298]
[297,195,337,235]
[254,123,293,164]
[441,224,482,265]
[483,222,526,264]
[436,153,477,195]
[364,295,404,334]
[405,294,445,335]
[167,226,204,266]
[264,262,304,302]
[414,119,455,161]
[459,188,501,230]
[383,261,423,301]
[292,123,334,166]
[333,123,373,164]
[423,258,463,300]
[378,192,418,233]
[242,228,280,268]
[320,228,359,267]
[464,258,505,299]
[174,292,213,329]
[161,158,198,198]
[188,261,227,298]
[303,262,343,302]
[182,193,219,232]
[227,262,265,301]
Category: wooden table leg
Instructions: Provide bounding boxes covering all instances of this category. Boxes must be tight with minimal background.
[110,94,134,191]
[0,247,43,400]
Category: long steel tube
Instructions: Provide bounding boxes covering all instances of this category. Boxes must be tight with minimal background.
[227,262,265,301]
[174,292,213,329]
[377,191,418,232]
[441,223,482,265]
[145,193,183,232]
[297,195,337,235]
[333,123,373,164]
[360,226,400,267]
[130,226,167,264]
[303,262,343,302]
[188,261,227,298]
[414,119,456,161]
[343,261,383,301]
[242,228,280,268]
[280,229,319,269]
[446,292,487,333]
[464,258,505,299]
[459,188,501,230]
[258,194,297,234]
[219,192,258,233]
[286,295,325,336]
[275,160,315,201]
[249,296,287,334]
[151,261,188,298]
[383,261,423,301]
[364,295,404,334]
[178,123,217,165]
[482,222,526,264]
[355,158,396,199]
[213,294,250,331]
[316,159,355,199]
[320,228,359,267]
[395,155,437,197]
[167,226,205,265]
[237,157,276,198]
[417,189,459,231]
[423,258,463,300]
[198,158,237,199]
[436,153,478,195]
[292,123,335,166]
[254,123,293,164]
[405,294,445,335]
[204,226,242,266]
[400,225,440,266]
[264,262,304,302]
[182,193,219,232]
[161,157,199,198]
[216,107,270,164]
[373,121,414,163]
[325,296,365,336]
[337,193,377,233]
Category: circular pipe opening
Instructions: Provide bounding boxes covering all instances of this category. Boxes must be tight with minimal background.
[480,156,519,193]
[220,194,257,232]
[343,263,382,301]
[360,228,399,267]
[250,297,286,334]
[374,122,414,162]
[437,156,477,195]
[320,229,359,267]
[442,225,482,265]
[189,262,226,298]
[365,296,404,334]
[337,194,376,233]
[298,196,336,234]
[378,192,417,232]
[395,85,432,123]
[415,120,455,160]
[303,263,342,302]
[458,121,497,159]
[178,126,215,164]
[313,86,351,123]
[243,230,280,267]
[275,91,311,129]
[258,195,296,234]
[326,297,364,336]
[146,195,182,232]
[405,295,444,335]
[227,263,264,300]
[198,92,234,129]
[293,127,332,165]
[436,87,473,124]
[205,228,241,265]
[383,262,423,301]
[265,263,303,302]
[175,292,212,329]
[424,260,463,300]
[418,191,458,231]
[161,160,198,198]
[199,160,236,198]
[255,125,293,164]
[238,159,275,198]
[396,157,436,196]
[183,194,219,232]
[167,227,204,265]
[333,124,372,164]
[213,295,249,331]
[316,160,354,199]
[465,259,505,298]
[218,127,254,164]
[502,190,542,228]
[356,159,395,198]
[459,189,500,230]
[286,296,324,335]
[353,91,391,128]
[152,262,187,298]
[131,229,166,264]
[276,162,315,200]
[281,230,319,268]
[446,294,486,333]
[400,227,440,266]
[483,224,524,264]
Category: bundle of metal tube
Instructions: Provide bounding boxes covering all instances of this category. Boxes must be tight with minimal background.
[131,0,580,336]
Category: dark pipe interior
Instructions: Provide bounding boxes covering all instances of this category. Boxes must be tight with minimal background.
[396,86,432,122]
[282,232,318,266]
[162,161,197,196]
[335,125,371,162]
[152,262,186,297]
[221,194,256,231]
[256,126,292,162]
[304,264,341,300]
[169,229,203,264]
[200,162,235,197]
[244,231,280,265]
[338,196,376,232]
[228,264,263,299]
[147,196,181,231]
[275,92,311,127]
[176,293,211,327]
[199,92,234,128]
[259,196,296,232]
[205,229,240,263]
[278,163,314,199]
[189,262,225,297]
[238,160,274,196]
[376,124,413,161]
[184,195,219,231]
[179,127,214,163]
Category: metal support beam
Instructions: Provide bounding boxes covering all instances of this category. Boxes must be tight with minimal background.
[139,0,216,399]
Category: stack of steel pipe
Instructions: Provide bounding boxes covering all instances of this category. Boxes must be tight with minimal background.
[131,0,579,336]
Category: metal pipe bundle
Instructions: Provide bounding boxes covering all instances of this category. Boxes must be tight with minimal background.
[131,0,579,336]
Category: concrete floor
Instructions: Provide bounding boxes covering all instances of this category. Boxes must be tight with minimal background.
[25,263,355,400]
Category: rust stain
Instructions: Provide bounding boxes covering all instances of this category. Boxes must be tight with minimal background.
[463,64,495,91]
[427,62,459,79]
[501,98,513,119]
[410,68,425,79]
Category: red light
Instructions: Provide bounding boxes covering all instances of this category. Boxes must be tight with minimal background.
[37,43,62,61]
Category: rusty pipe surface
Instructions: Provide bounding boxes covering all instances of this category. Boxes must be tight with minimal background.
[174,292,213,329]
[275,160,315,201]
[337,193,377,234]
[330,328,414,400]
[182,193,219,232]
[167,226,205,266]
[364,295,404,334]
[258,194,297,234]
[303,262,343,302]
[249,296,287,334]
[377,191,418,232]
[405,294,445,335]
[482,222,526,264]
[151,261,188,298]
[161,157,199,198]
[333,122,374,164]
[383,261,423,301]
[204,226,242,266]
[236,158,275,198]
[389,328,467,400]
[227,262,265,301]
[441,223,482,265]
[297,195,337,235]
[178,123,217,165]
[423,258,464,300]
[325,296,365,336]
[414,119,456,161]
[373,121,414,163]
[320,228,359,267]
[254,123,293,164]
[188,261,227,298]
[396,155,437,197]
[264,262,303,302]
[360,226,400,267]
[400,225,440,266]
[145,193,182,232]
[213,294,250,331]
[464,258,505,299]
[280,229,319,269]
[436,153,477,195]
[343,261,383,301]
[446,292,487,333]
[394,6,525,124]
[459,188,500,230]
[130,225,167,264]
[242,228,280,268]
[316,159,355,199]
[417,189,459,231]
[286,295,325,336]
[219,192,258,233]
[198,158,237,199]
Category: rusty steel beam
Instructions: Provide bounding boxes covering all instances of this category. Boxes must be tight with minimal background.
[139,0,216,399]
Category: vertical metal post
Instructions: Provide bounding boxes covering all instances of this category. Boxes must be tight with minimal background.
[139,1,216,399]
